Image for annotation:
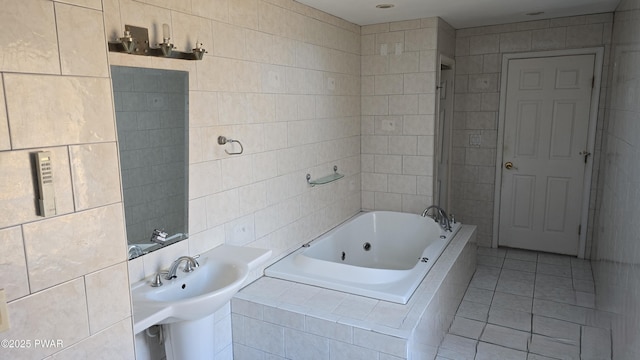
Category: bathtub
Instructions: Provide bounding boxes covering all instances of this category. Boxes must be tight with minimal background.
[265,211,461,304]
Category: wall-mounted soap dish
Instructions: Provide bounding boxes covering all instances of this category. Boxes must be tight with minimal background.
[306,166,344,187]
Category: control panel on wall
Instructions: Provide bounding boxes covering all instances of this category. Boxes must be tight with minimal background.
[35,151,56,217]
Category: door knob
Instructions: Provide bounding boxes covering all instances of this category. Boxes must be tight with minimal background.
[504,161,515,170]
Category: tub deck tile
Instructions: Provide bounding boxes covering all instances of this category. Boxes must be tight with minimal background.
[232,224,478,360]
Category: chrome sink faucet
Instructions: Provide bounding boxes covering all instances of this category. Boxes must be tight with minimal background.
[422,205,452,232]
[164,255,200,280]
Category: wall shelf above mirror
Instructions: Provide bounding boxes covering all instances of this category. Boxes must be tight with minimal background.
[111,66,189,260]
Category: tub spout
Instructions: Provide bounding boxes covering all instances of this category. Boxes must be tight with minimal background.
[422,205,452,232]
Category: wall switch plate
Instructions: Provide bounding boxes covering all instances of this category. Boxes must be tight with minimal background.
[469,134,482,146]
[380,44,388,56]
[0,289,9,332]
[395,42,403,55]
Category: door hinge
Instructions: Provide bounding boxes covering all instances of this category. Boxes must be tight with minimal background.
[578,224,582,235]
[592,77,595,88]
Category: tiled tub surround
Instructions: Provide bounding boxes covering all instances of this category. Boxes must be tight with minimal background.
[232,225,476,359]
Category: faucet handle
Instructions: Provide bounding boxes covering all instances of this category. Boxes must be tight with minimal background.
[151,273,164,287]
[183,256,200,273]
[184,261,196,273]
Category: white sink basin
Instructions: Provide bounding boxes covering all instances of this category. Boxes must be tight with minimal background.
[133,258,247,323]
[131,245,272,333]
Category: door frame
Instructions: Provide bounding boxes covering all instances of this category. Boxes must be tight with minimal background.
[492,47,604,258]
[434,54,455,211]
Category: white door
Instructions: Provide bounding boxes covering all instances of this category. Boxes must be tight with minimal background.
[436,65,454,210]
[499,54,595,255]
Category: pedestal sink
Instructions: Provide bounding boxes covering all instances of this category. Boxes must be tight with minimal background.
[131,245,272,360]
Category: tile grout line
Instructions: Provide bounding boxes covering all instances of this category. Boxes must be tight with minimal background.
[443,248,605,359]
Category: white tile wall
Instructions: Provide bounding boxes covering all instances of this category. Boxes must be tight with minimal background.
[0,0,60,74]
[106,1,360,359]
[4,279,90,359]
[452,14,613,247]
[0,0,344,359]
[56,3,109,77]
[361,17,454,214]
[69,143,122,211]
[0,47,128,351]
[591,0,640,358]
[4,74,116,149]
[0,78,9,151]
[0,227,29,302]
[22,204,127,293]
[48,318,135,360]
[84,262,132,335]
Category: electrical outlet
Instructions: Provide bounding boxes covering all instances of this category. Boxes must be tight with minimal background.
[0,289,9,332]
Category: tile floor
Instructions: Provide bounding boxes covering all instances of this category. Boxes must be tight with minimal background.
[436,247,612,360]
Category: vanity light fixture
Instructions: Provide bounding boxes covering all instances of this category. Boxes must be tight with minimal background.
[109,24,206,61]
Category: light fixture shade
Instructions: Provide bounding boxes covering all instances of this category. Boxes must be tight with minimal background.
[119,31,136,54]
[192,43,206,60]
[160,43,174,57]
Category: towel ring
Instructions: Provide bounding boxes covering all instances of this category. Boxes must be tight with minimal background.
[217,136,244,155]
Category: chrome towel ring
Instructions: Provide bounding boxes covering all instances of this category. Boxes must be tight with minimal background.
[217,136,244,155]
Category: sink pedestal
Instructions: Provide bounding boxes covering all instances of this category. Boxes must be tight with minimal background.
[164,313,216,360]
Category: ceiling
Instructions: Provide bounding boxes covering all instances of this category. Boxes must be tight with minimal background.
[295,0,620,28]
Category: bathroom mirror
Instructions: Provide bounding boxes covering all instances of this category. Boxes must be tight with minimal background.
[111,66,189,260]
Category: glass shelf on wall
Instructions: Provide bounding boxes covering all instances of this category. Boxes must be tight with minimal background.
[306,166,344,187]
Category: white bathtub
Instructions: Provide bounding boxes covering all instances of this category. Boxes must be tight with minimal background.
[265,211,461,304]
